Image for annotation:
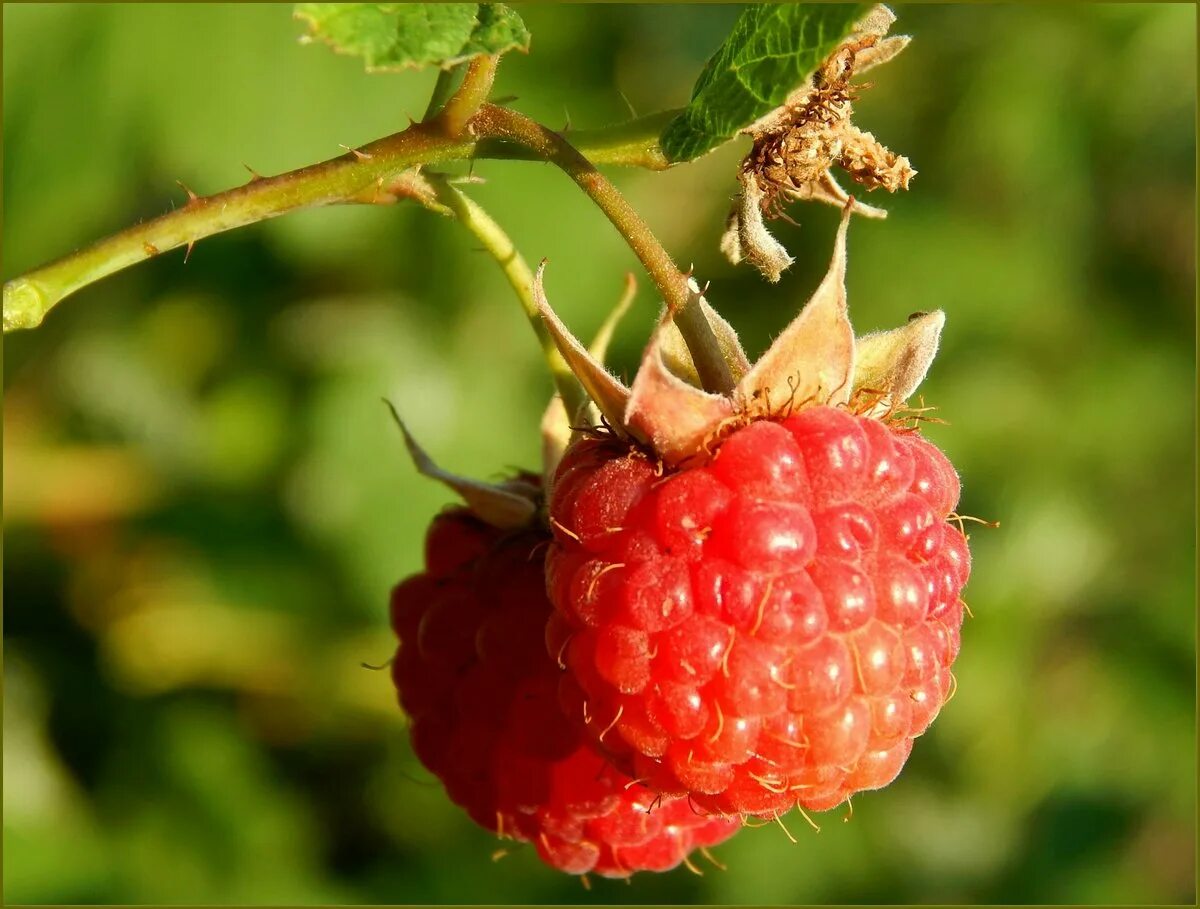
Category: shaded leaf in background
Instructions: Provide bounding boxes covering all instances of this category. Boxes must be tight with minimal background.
[294,3,530,72]
[661,3,868,162]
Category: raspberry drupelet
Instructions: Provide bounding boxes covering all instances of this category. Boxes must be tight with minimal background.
[390,507,739,877]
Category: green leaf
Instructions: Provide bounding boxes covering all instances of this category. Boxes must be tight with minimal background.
[660,3,870,163]
[294,3,530,72]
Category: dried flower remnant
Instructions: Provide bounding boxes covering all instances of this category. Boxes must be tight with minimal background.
[724,175,795,283]
[721,4,916,282]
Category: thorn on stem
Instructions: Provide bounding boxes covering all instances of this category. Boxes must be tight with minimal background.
[183,241,195,264]
[176,180,200,206]
[618,89,638,119]
[242,162,264,182]
[339,144,374,161]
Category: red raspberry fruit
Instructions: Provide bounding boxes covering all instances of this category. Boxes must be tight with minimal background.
[390,508,739,877]
[546,406,970,817]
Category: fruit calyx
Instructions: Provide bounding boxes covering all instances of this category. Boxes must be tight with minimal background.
[535,203,946,470]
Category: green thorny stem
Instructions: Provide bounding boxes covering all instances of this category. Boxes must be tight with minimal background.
[3,69,732,393]
[2,109,674,332]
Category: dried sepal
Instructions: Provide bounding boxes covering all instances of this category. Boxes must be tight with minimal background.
[719,207,744,265]
[854,34,911,74]
[852,4,897,39]
[733,173,794,283]
[626,316,736,467]
[790,171,890,219]
[851,309,945,413]
[552,195,949,471]
[386,402,537,529]
[734,204,855,411]
[660,280,751,386]
[533,263,631,436]
[838,126,916,192]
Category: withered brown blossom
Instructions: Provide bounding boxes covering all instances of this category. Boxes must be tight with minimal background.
[722,4,916,283]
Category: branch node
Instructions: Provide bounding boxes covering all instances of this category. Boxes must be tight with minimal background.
[434,54,499,138]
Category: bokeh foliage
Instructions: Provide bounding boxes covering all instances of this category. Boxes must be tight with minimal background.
[3,3,1195,904]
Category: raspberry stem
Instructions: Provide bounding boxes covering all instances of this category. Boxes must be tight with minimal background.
[3,122,476,332]
[3,89,711,376]
[432,55,499,137]
[3,104,686,334]
[473,104,735,396]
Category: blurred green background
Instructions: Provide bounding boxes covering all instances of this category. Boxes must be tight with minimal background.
[3,3,1195,904]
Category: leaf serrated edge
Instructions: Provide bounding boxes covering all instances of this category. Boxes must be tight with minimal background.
[294,3,530,74]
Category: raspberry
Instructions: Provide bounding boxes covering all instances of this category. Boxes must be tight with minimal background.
[546,407,970,817]
[390,508,739,877]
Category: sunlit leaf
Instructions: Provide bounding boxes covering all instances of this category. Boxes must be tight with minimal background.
[294,3,530,72]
